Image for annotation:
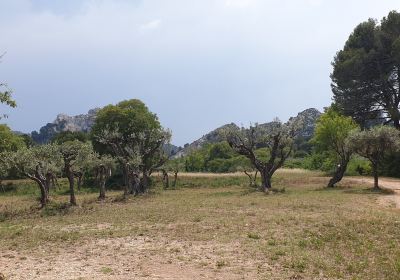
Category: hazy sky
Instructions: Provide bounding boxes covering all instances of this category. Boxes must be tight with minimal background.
[0,0,399,145]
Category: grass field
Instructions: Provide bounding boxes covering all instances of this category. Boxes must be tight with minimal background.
[1,169,400,279]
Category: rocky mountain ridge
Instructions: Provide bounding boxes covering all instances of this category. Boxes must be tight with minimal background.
[174,108,322,157]
[30,108,322,155]
[31,109,99,144]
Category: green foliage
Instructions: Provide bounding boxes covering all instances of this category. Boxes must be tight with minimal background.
[91,99,169,169]
[184,149,207,172]
[0,124,26,153]
[346,156,372,176]
[52,131,90,144]
[91,99,161,155]
[183,142,255,173]
[20,134,35,148]
[0,88,16,109]
[380,152,400,178]
[283,158,305,169]
[164,158,185,172]
[312,107,358,160]
[0,54,16,119]
[304,152,336,173]
[59,140,94,172]
[91,99,170,195]
[349,126,400,187]
[349,126,400,163]
[1,144,63,178]
[332,11,400,128]
[208,142,236,160]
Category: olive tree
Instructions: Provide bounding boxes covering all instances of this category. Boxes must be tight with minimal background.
[312,108,359,188]
[0,144,62,207]
[0,157,9,192]
[59,140,93,205]
[226,120,298,192]
[94,128,141,196]
[163,158,185,188]
[349,126,400,189]
[92,99,171,196]
[235,157,258,188]
[88,154,115,200]
[0,53,16,119]
[137,129,171,192]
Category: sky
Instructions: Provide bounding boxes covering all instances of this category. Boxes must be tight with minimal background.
[0,0,399,146]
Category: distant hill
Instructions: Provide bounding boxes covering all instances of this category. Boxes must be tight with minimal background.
[30,109,181,156]
[31,109,100,144]
[174,108,322,158]
[287,108,322,138]
[174,123,239,158]
[30,107,321,156]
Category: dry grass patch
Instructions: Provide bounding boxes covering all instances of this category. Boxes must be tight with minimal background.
[1,170,400,279]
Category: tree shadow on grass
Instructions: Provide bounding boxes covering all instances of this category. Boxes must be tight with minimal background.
[342,187,395,195]
[40,201,72,217]
[314,185,395,196]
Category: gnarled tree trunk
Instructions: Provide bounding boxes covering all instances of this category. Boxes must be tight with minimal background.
[140,171,151,194]
[74,171,84,191]
[98,166,107,200]
[260,170,272,192]
[372,162,379,189]
[161,169,169,189]
[122,163,130,198]
[327,159,349,188]
[67,173,76,205]
[64,164,76,205]
[244,170,258,187]
[128,170,140,196]
[173,171,178,187]
[27,173,49,208]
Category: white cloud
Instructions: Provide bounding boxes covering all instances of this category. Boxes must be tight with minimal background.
[1,0,400,145]
[139,19,162,31]
[306,0,323,7]
[225,0,254,8]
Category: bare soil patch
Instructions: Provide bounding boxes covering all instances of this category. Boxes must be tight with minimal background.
[344,176,400,208]
[1,236,261,280]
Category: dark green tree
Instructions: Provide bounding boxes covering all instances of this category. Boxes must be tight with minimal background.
[332,11,400,128]
[91,99,170,196]
[52,131,90,144]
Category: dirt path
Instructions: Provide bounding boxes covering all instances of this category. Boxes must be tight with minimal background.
[345,176,400,208]
[0,236,263,280]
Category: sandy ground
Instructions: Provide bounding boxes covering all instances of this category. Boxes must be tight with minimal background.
[159,169,319,178]
[0,236,265,280]
[1,173,399,279]
[344,176,400,208]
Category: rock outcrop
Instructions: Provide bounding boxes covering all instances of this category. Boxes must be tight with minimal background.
[174,108,322,157]
[31,109,99,144]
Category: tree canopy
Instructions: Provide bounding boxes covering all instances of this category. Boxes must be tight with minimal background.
[0,124,26,153]
[349,126,400,189]
[226,121,297,192]
[332,11,400,128]
[1,144,62,207]
[0,54,16,119]
[312,108,359,187]
[91,99,170,196]
[51,131,90,144]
